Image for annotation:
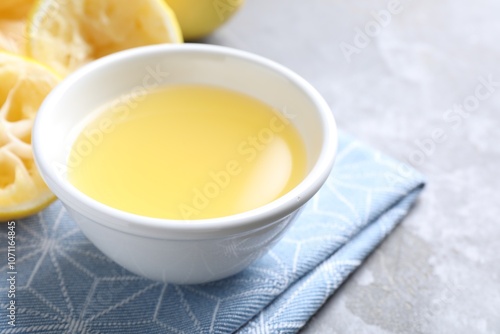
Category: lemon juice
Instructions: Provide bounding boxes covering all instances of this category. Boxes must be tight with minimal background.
[67,85,307,220]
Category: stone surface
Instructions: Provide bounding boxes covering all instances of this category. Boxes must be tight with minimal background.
[208,0,500,332]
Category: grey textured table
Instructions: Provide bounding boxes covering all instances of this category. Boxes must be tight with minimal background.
[207,0,500,333]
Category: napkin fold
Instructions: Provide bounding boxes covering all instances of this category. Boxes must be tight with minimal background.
[0,133,424,334]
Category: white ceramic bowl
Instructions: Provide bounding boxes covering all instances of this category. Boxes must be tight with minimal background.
[33,44,337,284]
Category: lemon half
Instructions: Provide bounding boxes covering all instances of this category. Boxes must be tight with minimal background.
[26,0,183,76]
[0,51,60,221]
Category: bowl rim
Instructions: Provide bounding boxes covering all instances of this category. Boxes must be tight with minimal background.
[33,44,338,239]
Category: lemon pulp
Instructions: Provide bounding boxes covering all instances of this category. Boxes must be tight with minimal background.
[26,0,183,75]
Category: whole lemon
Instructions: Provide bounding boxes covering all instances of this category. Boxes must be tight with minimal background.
[165,0,244,40]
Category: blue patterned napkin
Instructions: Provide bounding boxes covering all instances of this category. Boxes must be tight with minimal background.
[0,133,424,334]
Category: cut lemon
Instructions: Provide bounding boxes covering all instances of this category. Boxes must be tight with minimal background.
[26,0,183,76]
[0,51,60,221]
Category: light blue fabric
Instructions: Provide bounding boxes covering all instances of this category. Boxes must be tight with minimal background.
[0,133,424,334]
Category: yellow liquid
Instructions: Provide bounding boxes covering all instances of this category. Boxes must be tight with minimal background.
[67,85,307,220]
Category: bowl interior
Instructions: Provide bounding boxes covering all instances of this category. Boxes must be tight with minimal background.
[33,44,337,237]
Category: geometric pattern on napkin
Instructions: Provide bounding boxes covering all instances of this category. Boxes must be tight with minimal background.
[0,133,425,334]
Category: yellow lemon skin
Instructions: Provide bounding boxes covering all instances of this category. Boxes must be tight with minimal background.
[0,0,36,20]
[165,0,244,41]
